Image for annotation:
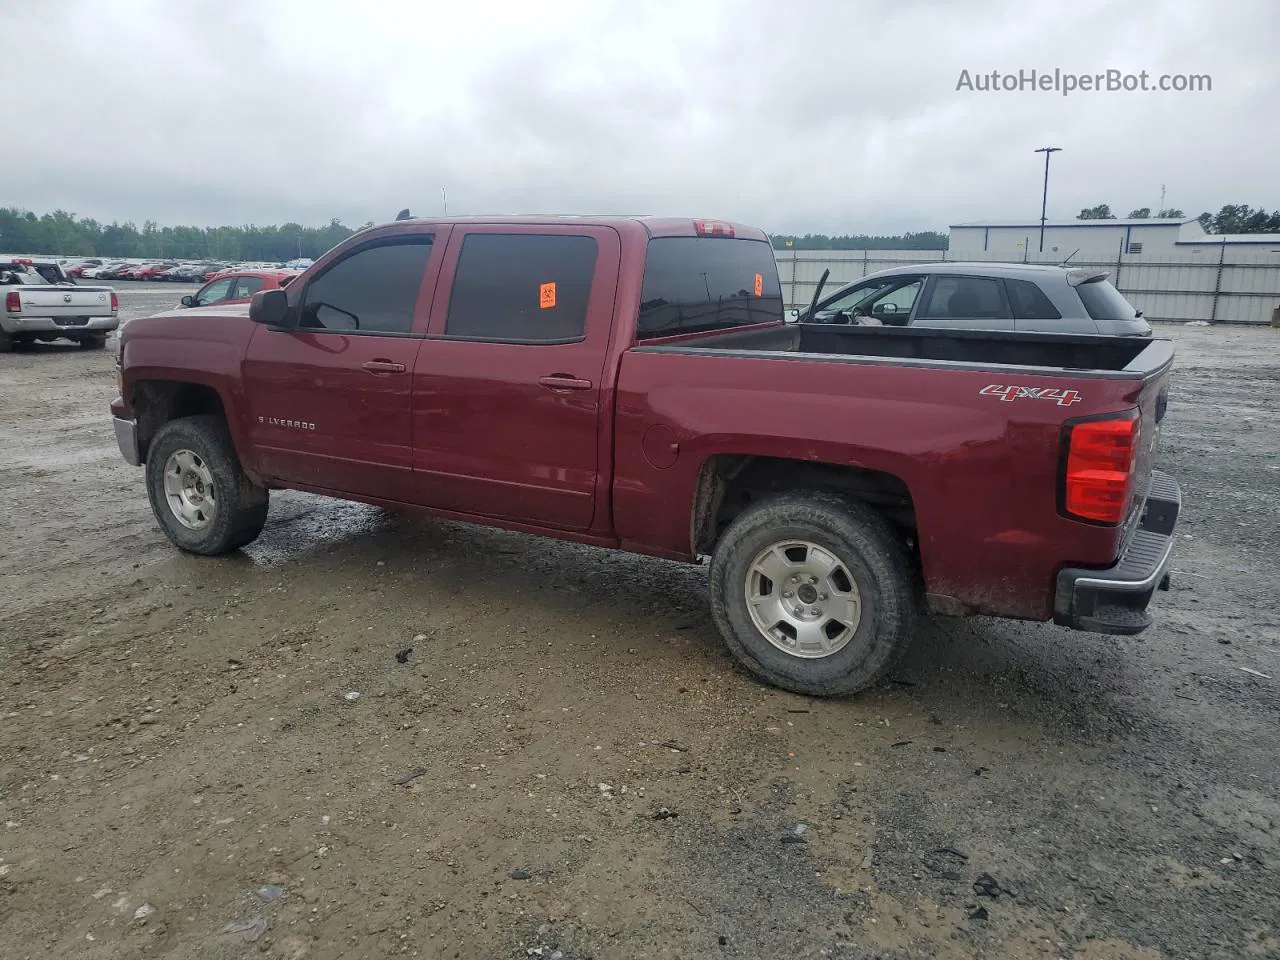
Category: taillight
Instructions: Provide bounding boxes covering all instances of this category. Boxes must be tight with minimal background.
[693,219,735,237]
[110,291,119,312]
[4,291,19,313]
[1062,413,1140,524]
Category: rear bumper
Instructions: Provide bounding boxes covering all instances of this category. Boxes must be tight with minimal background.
[113,416,141,466]
[1052,470,1180,635]
[2,314,119,335]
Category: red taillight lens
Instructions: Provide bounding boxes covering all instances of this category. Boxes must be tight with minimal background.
[4,291,19,313]
[1063,414,1140,524]
[110,291,119,312]
[693,219,735,237]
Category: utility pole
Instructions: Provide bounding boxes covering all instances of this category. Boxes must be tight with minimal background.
[442,188,447,216]
[1034,146,1061,254]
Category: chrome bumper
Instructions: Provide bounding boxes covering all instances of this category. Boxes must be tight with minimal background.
[1,315,119,334]
[113,416,141,466]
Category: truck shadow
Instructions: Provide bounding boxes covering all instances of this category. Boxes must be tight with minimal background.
[225,491,1147,743]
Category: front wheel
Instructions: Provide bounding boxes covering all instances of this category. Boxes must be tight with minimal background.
[145,415,269,555]
[709,490,918,697]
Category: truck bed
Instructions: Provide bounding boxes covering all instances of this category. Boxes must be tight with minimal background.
[637,322,1169,377]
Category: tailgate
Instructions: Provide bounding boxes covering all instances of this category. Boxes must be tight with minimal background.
[1119,355,1174,544]
[10,287,114,318]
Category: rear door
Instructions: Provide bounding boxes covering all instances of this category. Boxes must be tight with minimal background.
[912,274,1014,330]
[242,232,444,502]
[410,224,620,530]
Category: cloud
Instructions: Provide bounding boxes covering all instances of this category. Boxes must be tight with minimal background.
[2,0,1276,234]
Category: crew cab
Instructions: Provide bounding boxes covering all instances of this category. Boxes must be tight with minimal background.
[2,259,119,351]
[109,216,1181,697]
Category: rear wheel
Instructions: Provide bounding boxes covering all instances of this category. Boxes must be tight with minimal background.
[0,329,11,353]
[145,415,269,555]
[709,490,918,697]
[79,335,107,349]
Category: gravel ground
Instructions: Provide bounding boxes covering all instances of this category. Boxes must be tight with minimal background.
[1,285,1278,960]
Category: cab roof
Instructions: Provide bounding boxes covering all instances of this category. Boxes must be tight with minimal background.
[364,215,772,243]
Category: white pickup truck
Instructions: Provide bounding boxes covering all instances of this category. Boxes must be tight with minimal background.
[1,259,119,351]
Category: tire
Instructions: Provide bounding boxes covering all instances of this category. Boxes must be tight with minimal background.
[79,335,107,349]
[709,489,918,698]
[0,329,11,353]
[145,415,269,555]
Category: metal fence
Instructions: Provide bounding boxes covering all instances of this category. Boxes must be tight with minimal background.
[774,248,1280,324]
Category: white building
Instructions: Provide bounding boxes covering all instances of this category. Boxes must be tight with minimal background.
[948,218,1280,264]
[948,218,1205,259]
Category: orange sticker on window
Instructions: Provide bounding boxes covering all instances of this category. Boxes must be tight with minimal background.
[753,272,763,297]
[540,282,557,309]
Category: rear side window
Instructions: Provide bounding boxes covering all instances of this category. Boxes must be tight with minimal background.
[637,237,782,339]
[445,233,598,342]
[918,275,1009,319]
[1076,277,1139,321]
[1005,278,1062,319]
[301,237,432,334]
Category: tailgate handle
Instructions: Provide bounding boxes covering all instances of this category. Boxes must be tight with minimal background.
[362,359,406,375]
[539,374,593,391]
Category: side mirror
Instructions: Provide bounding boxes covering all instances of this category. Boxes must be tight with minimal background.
[180,295,196,308]
[250,288,294,328]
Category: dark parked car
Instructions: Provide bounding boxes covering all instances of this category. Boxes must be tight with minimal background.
[793,263,1152,336]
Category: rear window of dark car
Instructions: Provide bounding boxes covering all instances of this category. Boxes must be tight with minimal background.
[1076,277,1139,321]
[637,237,783,339]
[1005,278,1062,319]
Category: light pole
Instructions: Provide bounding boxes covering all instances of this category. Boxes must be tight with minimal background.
[1034,146,1061,255]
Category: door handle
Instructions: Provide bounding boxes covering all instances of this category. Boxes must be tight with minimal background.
[538,375,593,391]
[362,359,406,374]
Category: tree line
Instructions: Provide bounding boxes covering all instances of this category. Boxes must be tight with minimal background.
[0,207,364,261]
[1077,203,1280,233]
[5,204,1275,260]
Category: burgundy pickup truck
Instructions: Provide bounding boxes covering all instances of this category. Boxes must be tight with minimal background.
[110,215,1181,697]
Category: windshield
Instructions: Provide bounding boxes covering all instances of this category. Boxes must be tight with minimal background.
[813,280,893,319]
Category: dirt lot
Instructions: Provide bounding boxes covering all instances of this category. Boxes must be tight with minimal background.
[2,286,1278,960]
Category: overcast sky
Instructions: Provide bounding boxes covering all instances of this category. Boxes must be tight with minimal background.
[4,0,1276,235]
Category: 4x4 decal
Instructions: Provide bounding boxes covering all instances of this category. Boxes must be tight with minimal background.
[980,384,1082,406]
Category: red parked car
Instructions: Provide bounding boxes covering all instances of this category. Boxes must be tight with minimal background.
[179,270,300,309]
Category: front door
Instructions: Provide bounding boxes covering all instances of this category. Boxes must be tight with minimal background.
[410,225,620,531]
[242,232,442,503]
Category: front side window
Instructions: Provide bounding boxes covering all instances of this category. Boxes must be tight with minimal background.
[812,281,887,320]
[300,237,433,334]
[637,237,782,338]
[444,233,598,342]
[195,278,234,305]
[918,275,1009,319]
[813,277,921,323]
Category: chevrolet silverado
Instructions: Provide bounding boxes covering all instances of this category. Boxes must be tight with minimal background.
[109,215,1181,697]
